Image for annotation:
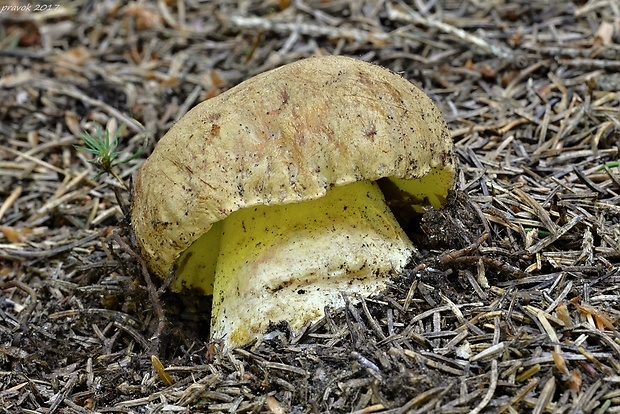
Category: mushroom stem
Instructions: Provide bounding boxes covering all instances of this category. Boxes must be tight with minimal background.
[210,180,415,344]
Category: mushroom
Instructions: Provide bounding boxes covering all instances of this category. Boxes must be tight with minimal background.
[132,56,456,346]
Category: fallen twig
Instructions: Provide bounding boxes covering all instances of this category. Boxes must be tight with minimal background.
[386,1,514,59]
[108,232,167,353]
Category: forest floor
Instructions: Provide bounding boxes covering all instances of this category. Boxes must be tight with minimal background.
[1,0,620,413]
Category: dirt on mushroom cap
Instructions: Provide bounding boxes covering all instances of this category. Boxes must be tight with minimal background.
[131,55,456,281]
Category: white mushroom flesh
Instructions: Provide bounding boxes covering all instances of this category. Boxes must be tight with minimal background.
[180,180,413,344]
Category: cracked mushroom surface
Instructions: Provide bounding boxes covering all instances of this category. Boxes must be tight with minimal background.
[132,56,456,346]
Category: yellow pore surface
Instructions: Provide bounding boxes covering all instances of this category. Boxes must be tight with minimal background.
[173,167,452,295]
[387,167,455,212]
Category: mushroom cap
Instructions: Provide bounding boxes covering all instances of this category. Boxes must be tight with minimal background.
[132,55,456,281]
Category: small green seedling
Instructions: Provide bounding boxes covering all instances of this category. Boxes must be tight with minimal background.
[75,122,142,186]
[597,161,620,171]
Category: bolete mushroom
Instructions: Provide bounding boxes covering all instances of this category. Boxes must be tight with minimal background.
[132,56,456,346]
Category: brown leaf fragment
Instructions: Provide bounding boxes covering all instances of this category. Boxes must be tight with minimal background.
[57,46,90,66]
[577,361,598,377]
[555,302,572,328]
[593,313,615,331]
[508,31,523,47]
[551,350,569,376]
[65,111,82,137]
[210,70,227,88]
[570,298,616,331]
[568,369,582,394]
[6,22,41,47]
[479,63,497,80]
[594,21,614,46]
[501,70,519,87]
[0,226,33,243]
[577,347,605,372]
[126,4,163,30]
[151,355,173,386]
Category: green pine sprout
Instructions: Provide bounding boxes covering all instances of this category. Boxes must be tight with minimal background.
[597,161,619,171]
[75,121,145,216]
[75,122,141,172]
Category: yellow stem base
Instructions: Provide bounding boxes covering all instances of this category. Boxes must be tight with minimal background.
[210,180,415,346]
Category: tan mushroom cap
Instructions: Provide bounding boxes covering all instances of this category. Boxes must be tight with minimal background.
[132,55,456,287]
